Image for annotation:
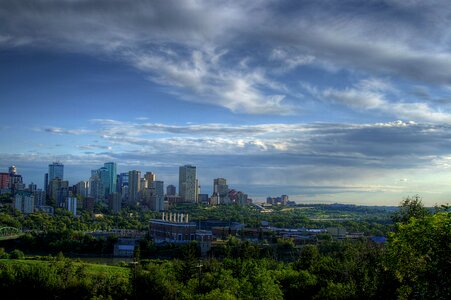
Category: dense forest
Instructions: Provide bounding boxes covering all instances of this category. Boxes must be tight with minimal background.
[0,196,450,299]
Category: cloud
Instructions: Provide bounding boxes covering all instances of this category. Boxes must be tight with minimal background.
[42,127,92,135]
[39,119,451,168]
[77,144,112,151]
[311,78,451,123]
[2,1,451,116]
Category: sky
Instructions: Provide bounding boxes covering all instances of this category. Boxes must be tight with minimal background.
[1,0,451,206]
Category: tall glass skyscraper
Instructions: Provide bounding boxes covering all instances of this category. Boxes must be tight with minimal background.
[48,162,64,181]
[104,162,117,195]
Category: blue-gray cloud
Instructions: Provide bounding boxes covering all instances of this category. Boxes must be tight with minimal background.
[1,0,451,117]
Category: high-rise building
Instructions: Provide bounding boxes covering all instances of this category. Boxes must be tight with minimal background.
[44,173,49,194]
[144,172,156,186]
[128,170,141,204]
[151,181,164,212]
[213,178,228,198]
[49,178,68,205]
[9,165,17,176]
[0,172,9,190]
[89,173,103,201]
[109,192,122,214]
[179,165,197,203]
[48,162,64,181]
[104,162,117,196]
[9,167,23,192]
[66,197,77,216]
[33,189,46,207]
[140,178,148,190]
[28,182,37,193]
[97,167,110,198]
[75,181,89,198]
[15,191,34,214]
[166,184,176,196]
[117,172,129,193]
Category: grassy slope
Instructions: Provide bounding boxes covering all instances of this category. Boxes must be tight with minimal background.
[0,258,130,276]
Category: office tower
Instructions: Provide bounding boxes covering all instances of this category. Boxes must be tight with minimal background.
[75,181,89,198]
[89,173,103,201]
[104,162,117,196]
[66,197,77,216]
[166,184,176,196]
[151,181,164,211]
[128,170,141,204]
[9,171,23,192]
[281,195,289,205]
[117,172,129,193]
[213,178,228,198]
[48,162,64,181]
[0,172,9,189]
[44,173,49,194]
[97,167,110,198]
[15,191,34,214]
[140,178,148,190]
[28,182,37,193]
[49,179,69,207]
[144,172,156,186]
[9,165,16,176]
[109,192,121,214]
[179,165,197,203]
[33,189,46,207]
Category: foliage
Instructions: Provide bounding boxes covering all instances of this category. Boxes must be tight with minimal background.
[392,195,430,225]
[386,211,451,299]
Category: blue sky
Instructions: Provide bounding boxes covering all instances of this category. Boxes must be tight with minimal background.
[1,0,451,205]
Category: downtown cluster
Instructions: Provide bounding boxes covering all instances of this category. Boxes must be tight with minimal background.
[0,162,261,216]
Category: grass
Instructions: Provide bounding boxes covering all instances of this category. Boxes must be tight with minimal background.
[0,258,130,276]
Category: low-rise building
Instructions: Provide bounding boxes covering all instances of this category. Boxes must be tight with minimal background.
[149,213,196,243]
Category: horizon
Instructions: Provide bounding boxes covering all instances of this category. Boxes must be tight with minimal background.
[2,1,451,206]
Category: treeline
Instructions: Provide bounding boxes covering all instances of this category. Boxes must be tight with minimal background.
[0,196,449,299]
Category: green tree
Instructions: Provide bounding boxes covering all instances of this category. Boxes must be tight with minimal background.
[386,211,451,299]
[392,195,430,225]
[10,249,25,259]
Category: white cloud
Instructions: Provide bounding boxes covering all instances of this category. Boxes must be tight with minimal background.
[318,79,451,123]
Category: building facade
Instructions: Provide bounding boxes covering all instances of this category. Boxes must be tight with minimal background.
[104,162,117,196]
[179,165,197,203]
[128,170,141,204]
[48,162,64,181]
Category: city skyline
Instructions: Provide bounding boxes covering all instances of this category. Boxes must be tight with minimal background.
[1,1,451,206]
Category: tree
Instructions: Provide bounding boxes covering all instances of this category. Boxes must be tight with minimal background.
[9,249,25,259]
[392,195,429,225]
[386,211,451,299]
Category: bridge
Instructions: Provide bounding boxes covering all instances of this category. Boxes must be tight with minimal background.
[0,227,23,241]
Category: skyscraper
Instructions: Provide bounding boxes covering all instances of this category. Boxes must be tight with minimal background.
[97,167,110,198]
[213,178,228,197]
[0,172,9,190]
[179,165,197,203]
[104,162,117,196]
[66,197,77,216]
[9,165,16,176]
[144,172,156,186]
[128,170,141,204]
[166,184,176,196]
[151,180,164,211]
[117,172,129,193]
[48,162,64,181]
